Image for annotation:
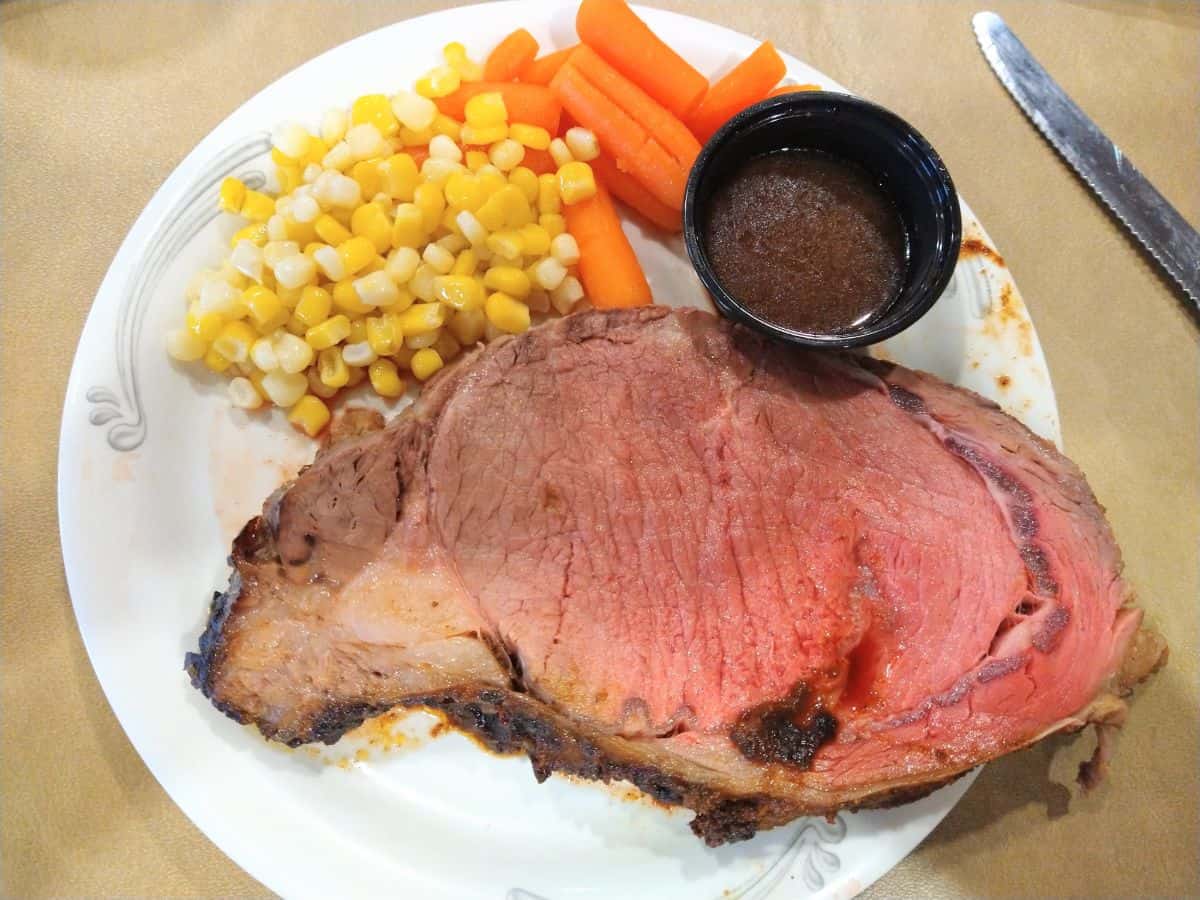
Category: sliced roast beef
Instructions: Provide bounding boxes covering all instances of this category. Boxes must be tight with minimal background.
[186,307,1164,845]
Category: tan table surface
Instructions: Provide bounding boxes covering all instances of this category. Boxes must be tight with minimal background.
[3,1,1197,896]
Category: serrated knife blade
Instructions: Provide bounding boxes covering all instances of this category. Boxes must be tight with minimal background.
[973,10,1200,312]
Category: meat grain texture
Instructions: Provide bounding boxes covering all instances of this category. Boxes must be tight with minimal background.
[187,307,1165,845]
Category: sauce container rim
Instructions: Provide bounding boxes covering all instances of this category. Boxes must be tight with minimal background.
[683,91,962,350]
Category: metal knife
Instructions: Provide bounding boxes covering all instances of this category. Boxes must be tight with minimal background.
[973,10,1200,311]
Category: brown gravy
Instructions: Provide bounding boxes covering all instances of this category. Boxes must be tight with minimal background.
[703,151,907,333]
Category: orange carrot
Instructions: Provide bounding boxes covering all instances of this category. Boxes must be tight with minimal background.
[405,146,430,168]
[435,82,562,133]
[590,152,681,233]
[564,182,652,308]
[768,83,820,97]
[520,45,577,86]
[567,46,699,166]
[576,0,707,119]
[484,28,539,82]
[687,42,787,141]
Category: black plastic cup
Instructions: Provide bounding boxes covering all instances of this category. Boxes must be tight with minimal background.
[683,92,961,349]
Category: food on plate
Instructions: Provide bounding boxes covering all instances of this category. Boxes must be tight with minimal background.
[703,151,908,332]
[186,308,1164,846]
[563,183,651,308]
[483,28,540,82]
[687,41,787,142]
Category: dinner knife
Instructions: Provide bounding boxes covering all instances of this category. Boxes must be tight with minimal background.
[973,10,1200,312]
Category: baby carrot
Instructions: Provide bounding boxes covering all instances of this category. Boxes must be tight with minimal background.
[590,152,681,233]
[564,182,652,308]
[435,82,562,134]
[687,42,788,142]
[484,28,539,82]
[520,45,577,86]
[520,147,557,175]
[576,0,707,119]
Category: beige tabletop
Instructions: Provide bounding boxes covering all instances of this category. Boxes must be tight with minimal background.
[2,1,1197,896]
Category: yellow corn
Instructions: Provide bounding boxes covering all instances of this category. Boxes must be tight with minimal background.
[398,125,435,146]
[219,177,247,213]
[244,285,289,332]
[284,217,317,245]
[465,92,507,128]
[212,320,257,362]
[391,203,426,248]
[351,93,399,137]
[549,138,573,169]
[270,147,296,168]
[484,291,530,334]
[379,153,420,201]
[369,358,406,397]
[307,368,339,399]
[486,230,523,260]
[483,265,531,299]
[351,159,382,198]
[433,274,485,311]
[451,249,478,276]
[448,307,486,345]
[443,42,483,82]
[475,192,508,232]
[445,173,486,212]
[285,315,309,337]
[305,314,352,350]
[557,161,597,205]
[240,189,276,222]
[366,315,401,355]
[337,236,378,277]
[230,222,269,248]
[348,318,369,344]
[277,165,303,195]
[351,202,392,254]
[508,167,539,203]
[498,184,534,227]
[432,114,462,141]
[302,136,330,169]
[354,270,402,308]
[410,263,438,302]
[165,328,207,362]
[345,364,367,387]
[489,139,524,172]
[317,346,350,387]
[410,347,444,381]
[288,395,332,437]
[203,346,233,374]
[509,123,551,151]
[187,305,225,342]
[461,123,508,146]
[519,223,551,257]
[397,302,446,335]
[465,150,489,171]
[274,332,314,374]
[537,174,561,214]
[434,329,462,361]
[314,213,352,246]
[415,65,461,99]
[539,213,566,238]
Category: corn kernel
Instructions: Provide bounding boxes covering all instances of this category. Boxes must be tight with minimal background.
[509,123,551,150]
[410,264,439,303]
[307,368,339,399]
[314,214,352,246]
[366,315,401,355]
[354,270,402,308]
[274,332,314,374]
[230,222,269,248]
[213,320,257,363]
[497,184,534,227]
[285,315,308,336]
[271,122,312,160]
[352,93,399,137]
[350,202,392,254]
[519,223,551,257]
[323,140,354,171]
[430,115,461,143]
[276,283,304,308]
[422,243,456,275]
[229,240,264,283]
[203,346,233,373]
[321,108,349,145]
[557,161,596,205]
[531,256,568,291]
[390,204,425,248]
[433,274,485,311]
[383,246,420,285]
[393,346,417,369]
[483,265,531,299]
[564,127,600,162]
[443,42,483,82]
[448,307,486,345]
[537,174,561,215]
[452,249,478,276]
[276,165,302,195]
[416,65,461,99]
[228,376,263,410]
[240,190,276,222]
[475,192,508,232]
[506,166,537,201]
[219,177,247,214]
[461,123,508,146]
[379,153,420,202]
[336,236,378,277]
[397,302,446,335]
[350,159,382,199]
[414,182,446,232]
[391,90,437,131]
[266,214,288,242]
[187,306,225,342]
[273,254,317,290]
[317,346,350,388]
[348,318,368,344]
[302,137,330,169]
[243,285,288,332]
[330,205,354,229]
[456,210,488,246]
[306,314,352,350]
[341,340,378,367]
[428,133,462,162]
[346,364,367,387]
[445,173,486,212]
[465,150,489,171]
[539,213,566,239]
[549,138,573,169]
[368,358,406,397]
[551,232,581,266]
[551,275,585,315]
[421,157,465,185]
[485,291,531,334]
[410,347,444,381]
[166,328,207,362]
[486,230,523,260]
[437,233,468,254]
[489,139,524,172]
[250,337,279,372]
[330,279,372,315]
[288,395,331,436]
[198,277,246,317]
[434,330,462,361]
[398,125,435,146]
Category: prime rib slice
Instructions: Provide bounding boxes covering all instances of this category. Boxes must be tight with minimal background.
[186,306,1164,845]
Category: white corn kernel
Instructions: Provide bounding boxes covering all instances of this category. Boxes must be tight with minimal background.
[489,139,524,172]
[429,134,463,161]
[422,243,456,274]
[322,173,363,208]
[386,246,421,284]
[320,107,349,145]
[302,162,323,184]
[346,123,387,160]
[341,341,378,367]
[197,278,241,316]
[185,268,216,303]
[273,254,317,289]
[271,122,311,160]
[354,270,401,307]
[390,90,437,131]
[436,233,468,254]
[420,157,464,185]
[250,337,279,372]
[564,127,600,161]
[405,330,440,349]
[165,328,207,362]
[551,275,584,314]
[313,245,345,282]
[550,233,580,266]
[228,376,264,410]
[266,214,288,242]
[230,240,264,282]
[322,141,354,171]
[260,371,308,408]
[530,257,567,290]
[548,138,573,169]
[274,332,314,374]
[456,210,488,246]
[263,240,301,270]
[410,264,438,302]
[291,194,320,223]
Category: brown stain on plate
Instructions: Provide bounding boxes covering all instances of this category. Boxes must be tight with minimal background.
[960,236,1006,268]
[996,374,1012,390]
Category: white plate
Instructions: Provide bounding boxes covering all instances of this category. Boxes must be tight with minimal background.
[58,3,1060,898]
